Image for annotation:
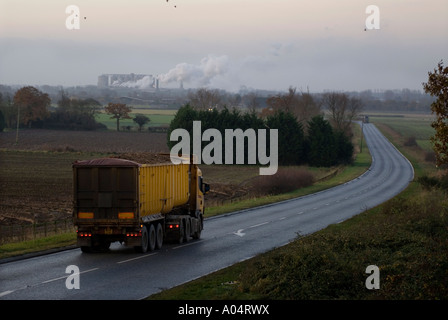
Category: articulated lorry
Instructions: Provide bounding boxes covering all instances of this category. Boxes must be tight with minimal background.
[72,153,209,253]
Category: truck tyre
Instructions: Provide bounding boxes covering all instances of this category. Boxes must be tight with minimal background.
[136,225,149,253]
[184,218,191,243]
[156,223,163,250]
[148,224,156,251]
[177,220,184,244]
[81,246,92,253]
[192,215,203,240]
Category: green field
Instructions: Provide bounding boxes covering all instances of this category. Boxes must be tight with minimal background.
[96,108,176,130]
[368,114,435,151]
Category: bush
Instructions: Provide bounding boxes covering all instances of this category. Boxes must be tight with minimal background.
[425,151,436,163]
[250,168,314,196]
[403,136,418,147]
[418,173,448,190]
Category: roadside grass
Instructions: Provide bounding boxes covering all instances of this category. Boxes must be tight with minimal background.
[148,115,448,300]
[150,185,448,300]
[0,233,76,260]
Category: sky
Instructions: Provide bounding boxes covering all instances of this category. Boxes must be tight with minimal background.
[0,0,447,92]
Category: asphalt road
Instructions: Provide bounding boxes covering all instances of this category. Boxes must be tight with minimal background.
[0,123,414,300]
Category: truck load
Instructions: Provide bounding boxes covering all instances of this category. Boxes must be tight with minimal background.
[72,153,209,253]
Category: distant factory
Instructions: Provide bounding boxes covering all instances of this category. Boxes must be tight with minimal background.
[97,73,159,90]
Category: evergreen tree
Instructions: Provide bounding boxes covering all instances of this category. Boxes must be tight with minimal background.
[0,109,5,132]
[334,130,354,164]
[266,110,305,165]
[167,104,198,149]
[306,115,337,167]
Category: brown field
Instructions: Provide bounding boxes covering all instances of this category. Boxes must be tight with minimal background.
[0,129,262,226]
[0,129,169,153]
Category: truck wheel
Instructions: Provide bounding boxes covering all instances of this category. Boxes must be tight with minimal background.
[177,220,184,244]
[135,225,149,253]
[184,219,191,242]
[81,246,92,253]
[156,223,163,250]
[192,215,203,240]
[148,224,156,251]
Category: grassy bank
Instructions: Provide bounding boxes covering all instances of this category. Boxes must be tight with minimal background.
[150,186,447,300]
[0,233,76,261]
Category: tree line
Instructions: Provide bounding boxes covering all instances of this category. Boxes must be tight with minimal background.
[0,86,152,132]
[168,101,355,167]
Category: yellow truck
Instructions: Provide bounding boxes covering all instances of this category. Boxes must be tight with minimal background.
[72,153,209,253]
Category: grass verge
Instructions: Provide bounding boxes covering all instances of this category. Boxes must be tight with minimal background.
[0,233,76,261]
[150,185,448,300]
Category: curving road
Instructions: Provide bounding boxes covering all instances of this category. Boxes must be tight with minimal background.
[0,123,414,300]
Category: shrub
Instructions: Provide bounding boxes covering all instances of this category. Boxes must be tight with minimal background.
[250,168,314,196]
[424,151,436,163]
[403,136,418,147]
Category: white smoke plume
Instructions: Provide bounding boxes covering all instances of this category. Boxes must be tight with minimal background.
[111,75,154,89]
[159,55,230,87]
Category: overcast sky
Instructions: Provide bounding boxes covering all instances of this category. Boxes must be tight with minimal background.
[0,0,447,92]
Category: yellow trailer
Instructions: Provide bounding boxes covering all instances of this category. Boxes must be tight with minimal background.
[73,154,209,253]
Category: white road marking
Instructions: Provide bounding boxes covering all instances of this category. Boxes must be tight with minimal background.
[248,221,269,229]
[0,290,14,297]
[173,241,203,250]
[117,253,157,264]
[41,267,99,283]
[233,229,246,237]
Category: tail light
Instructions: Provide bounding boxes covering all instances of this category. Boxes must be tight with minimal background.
[77,231,92,237]
[118,212,135,219]
[126,231,141,237]
[78,212,94,219]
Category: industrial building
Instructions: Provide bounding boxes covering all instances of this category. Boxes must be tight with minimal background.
[97,73,159,90]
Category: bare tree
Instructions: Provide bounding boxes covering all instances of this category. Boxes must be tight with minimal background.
[187,88,222,110]
[322,92,362,136]
[242,92,260,113]
[264,87,321,130]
